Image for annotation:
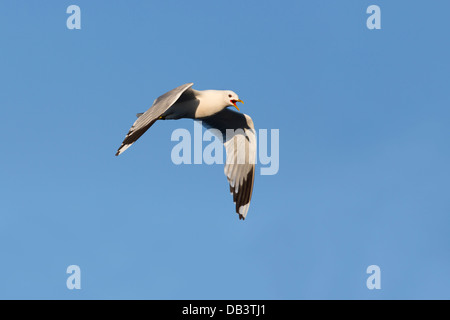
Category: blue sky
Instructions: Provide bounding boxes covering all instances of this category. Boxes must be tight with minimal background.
[0,0,449,299]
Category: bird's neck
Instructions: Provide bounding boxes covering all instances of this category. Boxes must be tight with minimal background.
[195,90,227,117]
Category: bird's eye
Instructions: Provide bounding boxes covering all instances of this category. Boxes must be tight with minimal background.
[228,94,232,98]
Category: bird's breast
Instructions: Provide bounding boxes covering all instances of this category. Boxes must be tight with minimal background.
[194,99,225,118]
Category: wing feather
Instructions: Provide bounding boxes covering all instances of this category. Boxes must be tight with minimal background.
[201,109,256,220]
[115,83,194,156]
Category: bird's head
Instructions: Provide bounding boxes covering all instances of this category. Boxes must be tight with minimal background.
[224,91,244,111]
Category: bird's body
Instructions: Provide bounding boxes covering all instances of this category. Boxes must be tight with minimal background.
[162,90,230,119]
[116,83,256,220]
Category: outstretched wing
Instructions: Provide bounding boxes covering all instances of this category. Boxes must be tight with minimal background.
[201,109,256,220]
[115,83,194,156]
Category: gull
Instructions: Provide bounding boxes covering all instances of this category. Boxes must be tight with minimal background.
[115,83,256,220]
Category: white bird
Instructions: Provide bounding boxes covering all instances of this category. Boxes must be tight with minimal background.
[116,83,256,220]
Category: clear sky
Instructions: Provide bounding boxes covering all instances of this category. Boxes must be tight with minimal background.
[0,0,449,299]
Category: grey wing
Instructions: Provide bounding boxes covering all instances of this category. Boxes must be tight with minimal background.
[115,83,194,156]
[201,109,256,220]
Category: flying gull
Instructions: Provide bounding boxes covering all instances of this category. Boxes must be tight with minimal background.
[115,83,256,220]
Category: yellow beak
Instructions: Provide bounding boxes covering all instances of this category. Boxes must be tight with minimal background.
[232,99,244,111]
